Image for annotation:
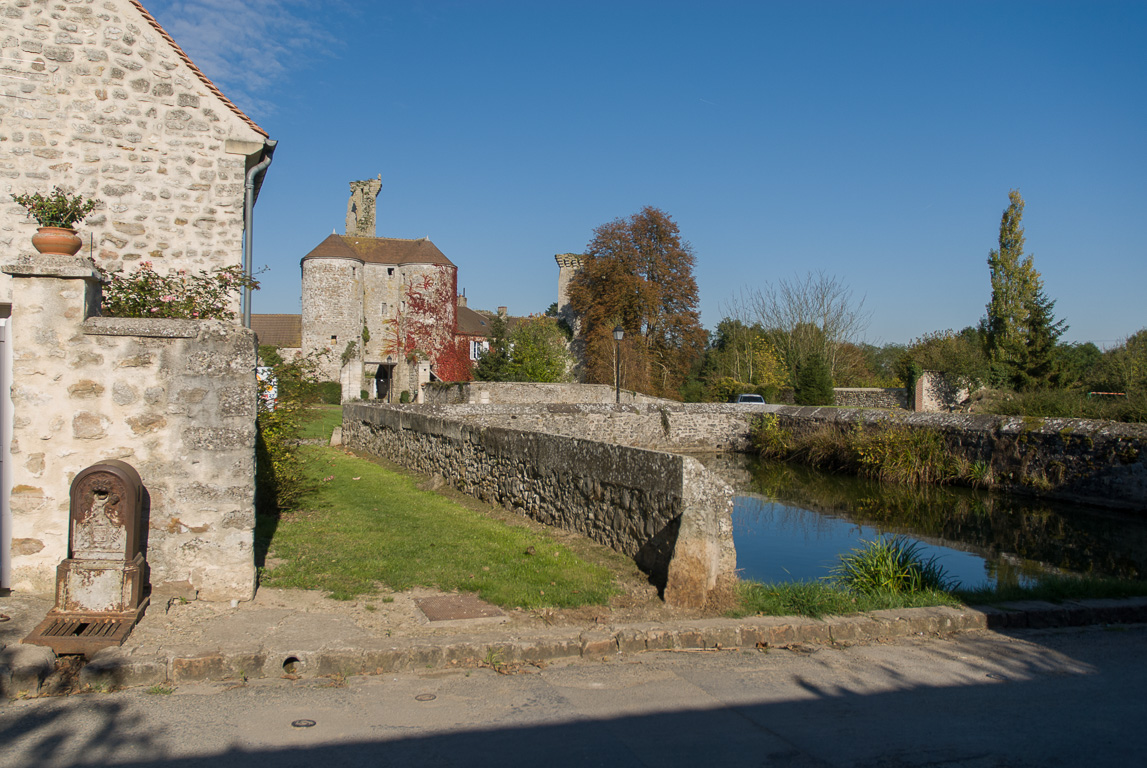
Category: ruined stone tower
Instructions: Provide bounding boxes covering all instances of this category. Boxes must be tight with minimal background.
[554,253,584,329]
[346,175,383,237]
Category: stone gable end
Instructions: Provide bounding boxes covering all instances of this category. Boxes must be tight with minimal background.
[0,0,270,308]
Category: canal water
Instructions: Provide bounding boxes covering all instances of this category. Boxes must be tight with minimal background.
[704,455,1147,590]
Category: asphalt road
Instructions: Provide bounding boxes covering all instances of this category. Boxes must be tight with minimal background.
[3,624,1144,768]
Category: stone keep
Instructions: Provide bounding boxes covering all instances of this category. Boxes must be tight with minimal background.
[0,0,274,311]
[301,179,458,399]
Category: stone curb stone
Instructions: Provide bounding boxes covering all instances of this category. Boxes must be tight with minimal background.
[45,598,1147,694]
[0,644,55,698]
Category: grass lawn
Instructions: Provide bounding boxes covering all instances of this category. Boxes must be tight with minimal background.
[299,404,343,441]
[257,443,617,608]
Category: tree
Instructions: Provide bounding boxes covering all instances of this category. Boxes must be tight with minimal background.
[473,315,573,383]
[895,328,988,393]
[568,206,707,399]
[983,190,1066,389]
[736,271,870,382]
[793,353,834,405]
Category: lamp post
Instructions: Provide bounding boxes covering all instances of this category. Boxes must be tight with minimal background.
[613,325,624,404]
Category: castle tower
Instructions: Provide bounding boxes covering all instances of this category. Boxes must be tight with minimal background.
[554,253,584,328]
[346,175,383,237]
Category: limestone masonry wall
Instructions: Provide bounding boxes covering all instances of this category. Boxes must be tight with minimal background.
[402,402,1146,511]
[0,0,269,308]
[423,381,673,406]
[832,387,907,410]
[4,256,257,599]
[405,402,766,453]
[342,403,736,607]
[768,406,1147,511]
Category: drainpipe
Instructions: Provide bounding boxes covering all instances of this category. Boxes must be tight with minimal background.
[242,139,277,328]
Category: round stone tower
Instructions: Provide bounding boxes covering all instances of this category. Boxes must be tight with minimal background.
[301,247,364,383]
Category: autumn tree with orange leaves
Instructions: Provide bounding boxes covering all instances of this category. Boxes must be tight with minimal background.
[568,206,706,399]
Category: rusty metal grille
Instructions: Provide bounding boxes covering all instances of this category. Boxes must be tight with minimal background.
[23,612,141,655]
[39,618,131,640]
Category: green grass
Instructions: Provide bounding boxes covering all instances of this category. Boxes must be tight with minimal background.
[731,580,960,619]
[299,405,343,441]
[732,575,1147,619]
[955,575,1147,605]
[258,444,616,607]
[832,536,955,594]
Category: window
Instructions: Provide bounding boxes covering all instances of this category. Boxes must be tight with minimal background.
[469,339,489,360]
[387,267,395,277]
[381,302,387,315]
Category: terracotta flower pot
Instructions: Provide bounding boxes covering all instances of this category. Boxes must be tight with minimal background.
[31,226,83,256]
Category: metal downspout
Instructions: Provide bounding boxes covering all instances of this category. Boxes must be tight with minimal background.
[242,139,277,328]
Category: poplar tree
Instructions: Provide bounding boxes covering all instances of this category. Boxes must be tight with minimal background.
[983,190,1065,389]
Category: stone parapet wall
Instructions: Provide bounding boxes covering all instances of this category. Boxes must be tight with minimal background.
[4,258,256,600]
[423,381,674,406]
[768,406,1147,511]
[342,403,736,607]
[833,387,907,410]
[404,402,766,453]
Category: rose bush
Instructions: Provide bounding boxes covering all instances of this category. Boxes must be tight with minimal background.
[99,261,259,320]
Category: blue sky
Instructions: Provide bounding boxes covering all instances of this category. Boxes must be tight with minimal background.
[146,0,1145,347]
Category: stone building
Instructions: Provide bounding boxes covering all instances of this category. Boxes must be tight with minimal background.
[0,0,276,310]
[1,0,275,599]
[300,179,468,402]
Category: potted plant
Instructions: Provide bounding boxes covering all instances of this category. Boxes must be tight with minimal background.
[10,186,99,256]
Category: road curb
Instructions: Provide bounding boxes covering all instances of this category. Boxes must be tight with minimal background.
[60,597,1147,693]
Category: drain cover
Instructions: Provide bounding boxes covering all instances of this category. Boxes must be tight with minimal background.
[414,594,505,623]
[24,613,139,655]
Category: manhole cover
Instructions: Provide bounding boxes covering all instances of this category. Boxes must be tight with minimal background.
[414,594,505,623]
[415,693,436,702]
[291,719,317,728]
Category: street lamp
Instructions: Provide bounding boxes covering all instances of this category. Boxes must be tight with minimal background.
[613,325,624,403]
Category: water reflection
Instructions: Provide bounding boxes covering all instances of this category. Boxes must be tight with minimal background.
[710,455,1147,589]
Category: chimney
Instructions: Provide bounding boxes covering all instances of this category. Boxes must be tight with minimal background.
[458,294,468,309]
[497,306,507,318]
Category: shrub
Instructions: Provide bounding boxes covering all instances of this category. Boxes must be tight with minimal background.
[750,414,791,459]
[100,262,258,320]
[256,354,321,514]
[833,536,955,594]
[316,381,341,404]
[399,390,411,403]
[255,355,321,517]
[854,423,962,485]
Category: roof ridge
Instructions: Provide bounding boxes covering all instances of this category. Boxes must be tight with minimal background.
[345,235,434,243]
[130,1,268,139]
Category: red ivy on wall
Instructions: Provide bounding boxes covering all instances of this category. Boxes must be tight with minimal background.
[382,264,472,382]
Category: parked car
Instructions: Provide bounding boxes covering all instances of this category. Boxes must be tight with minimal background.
[732,393,766,404]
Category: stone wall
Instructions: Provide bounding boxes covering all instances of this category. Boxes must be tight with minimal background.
[767,406,1147,511]
[0,0,271,308]
[3,256,256,599]
[915,370,970,412]
[390,402,1147,511]
[414,402,761,453]
[423,381,674,406]
[833,387,907,410]
[342,403,736,607]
